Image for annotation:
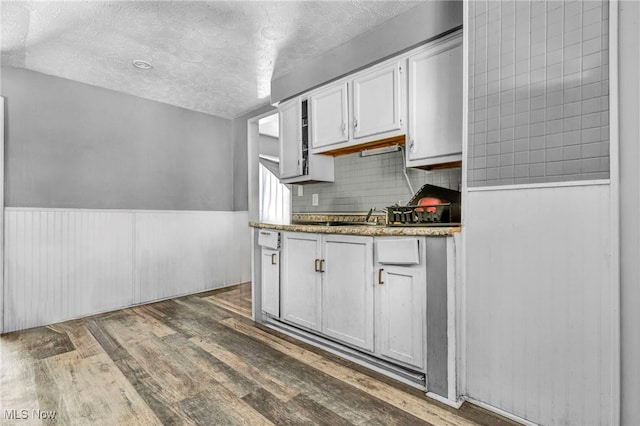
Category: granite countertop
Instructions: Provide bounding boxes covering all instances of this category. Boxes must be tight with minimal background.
[249,213,460,237]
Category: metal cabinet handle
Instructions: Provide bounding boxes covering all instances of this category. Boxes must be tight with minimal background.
[354,119,358,129]
[260,231,271,236]
[319,259,325,273]
[378,268,384,285]
[315,259,320,272]
[271,253,277,265]
[342,122,346,136]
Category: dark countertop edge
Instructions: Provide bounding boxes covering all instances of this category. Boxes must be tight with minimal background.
[248,221,460,237]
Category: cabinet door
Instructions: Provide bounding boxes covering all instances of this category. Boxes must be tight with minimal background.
[322,235,374,351]
[310,83,349,150]
[352,61,403,140]
[375,265,426,369]
[281,233,322,331]
[261,248,280,317]
[279,98,302,179]
[408,34,463,164]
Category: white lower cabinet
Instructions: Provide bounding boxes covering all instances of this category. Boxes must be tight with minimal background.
[281,233,322,331]
[281,232,374,351]
[374,264,426,370]
[280,232,427,369]
[323,235,374,351]
[260,248,280,317]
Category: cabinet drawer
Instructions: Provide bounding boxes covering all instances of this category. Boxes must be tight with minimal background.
[258,230,280,249]
[375,238,420,265]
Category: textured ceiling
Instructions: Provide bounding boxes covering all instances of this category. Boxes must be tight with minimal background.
[1,1,421,119]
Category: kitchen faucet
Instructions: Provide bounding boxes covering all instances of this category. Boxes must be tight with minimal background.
[366,207,376,223]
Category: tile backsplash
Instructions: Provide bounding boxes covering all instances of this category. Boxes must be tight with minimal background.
[291,149,461,213]
[467,0,610,186]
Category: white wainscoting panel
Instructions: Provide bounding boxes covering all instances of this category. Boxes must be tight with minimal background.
[4,209,134,332]
[3,209,251,332]
[234,211,252,284]
[463,184,613,425]
[135,211,249,303]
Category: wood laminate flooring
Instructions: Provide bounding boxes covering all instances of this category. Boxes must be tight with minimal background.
[0,283,519,425]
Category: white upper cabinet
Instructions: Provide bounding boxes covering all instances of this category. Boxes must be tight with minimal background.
[278,97,334,184]
[282,30,462,168]
[279,97,302,179]
[407,31,463,168]
[309,59,406,155]
[310,83,349,150]
[352,60,404,140]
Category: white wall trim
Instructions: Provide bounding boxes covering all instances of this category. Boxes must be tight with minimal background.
[467,179,610,192]
[426,391,463,409]
[458,0,470,399]
[608,1,622,424]
[247,109,280,321]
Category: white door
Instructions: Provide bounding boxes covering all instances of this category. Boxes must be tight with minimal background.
[322,235,374,351]
[408,35,463,162]
[261,248,280,317]
[310,83,349,150]
[375,265,426,369]
[278,98,302,179]
[352,61,403,139]
[281,233,322,331]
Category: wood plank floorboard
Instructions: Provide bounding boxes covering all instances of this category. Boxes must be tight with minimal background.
[0,282,521,426]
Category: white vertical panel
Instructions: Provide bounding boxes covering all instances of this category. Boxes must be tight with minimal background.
[135,211,249,304]
[233,211,252,284]
[464,184,613,425]
[3,209,134,332]
[3,209,251,332]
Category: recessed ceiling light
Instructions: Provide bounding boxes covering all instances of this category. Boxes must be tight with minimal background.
[132,59,152,70]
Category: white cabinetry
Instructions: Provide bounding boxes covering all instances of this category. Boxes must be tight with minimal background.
[281,232,374,352]
[278,97,334,184]
[374,237,426,370]
[309,59,406,155]
[279,97,302,179]
[352,61,404,141]
[260,248,280,317]
[281,232,322,331]
[407,31,463,168]
[323,235,374,351]
[310,83,349,150]
[375,265,426,369]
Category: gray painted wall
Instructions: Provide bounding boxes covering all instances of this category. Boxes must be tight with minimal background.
[426,237,448,398]
[467,0,610,186]
[292,150,461,213]
[619,2,640,424]
[1,67,233,211]
[271,1,462,104]
[231,103,275,212]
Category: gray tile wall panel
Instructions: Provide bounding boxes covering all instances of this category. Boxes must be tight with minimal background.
[467,0,610,187]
